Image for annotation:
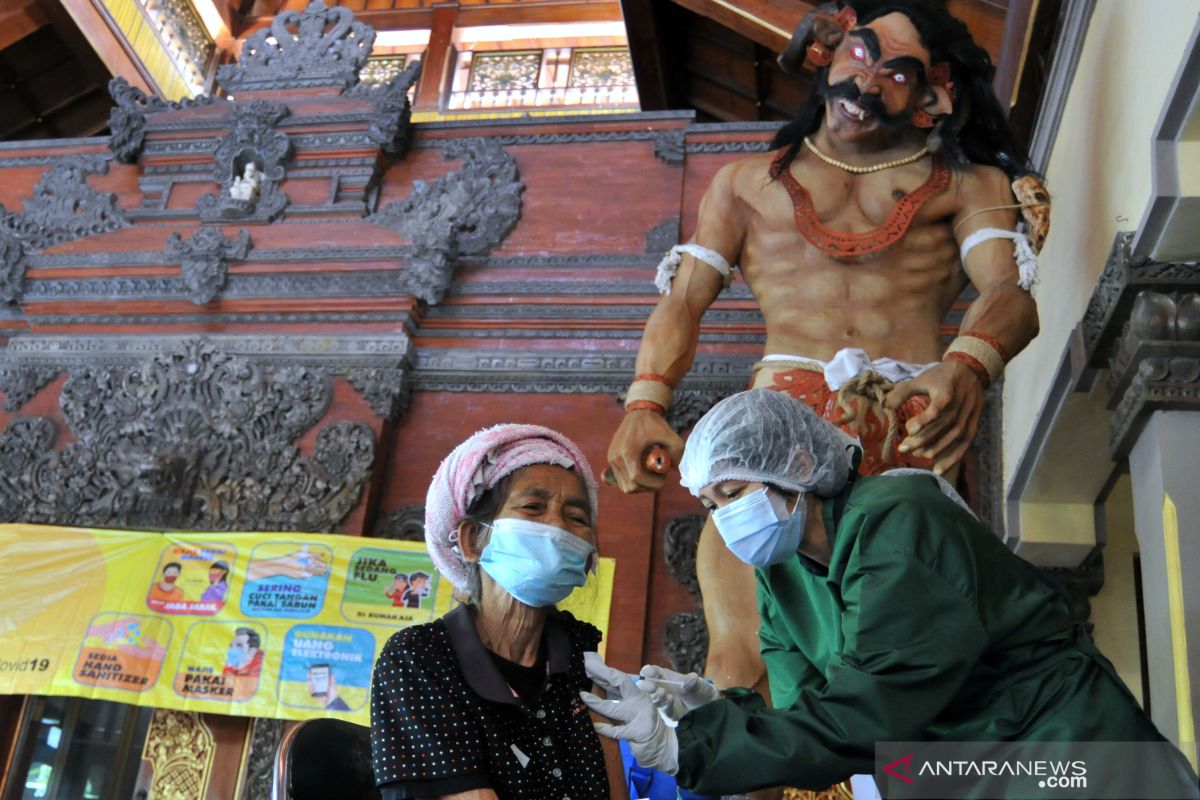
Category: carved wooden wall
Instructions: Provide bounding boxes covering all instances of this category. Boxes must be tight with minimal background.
[0,8,758,796]
[0,3,988,796]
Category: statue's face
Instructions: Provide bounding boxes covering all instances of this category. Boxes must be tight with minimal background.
[822,12,933,143]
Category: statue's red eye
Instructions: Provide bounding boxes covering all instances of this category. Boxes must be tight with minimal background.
[850,45,867,62]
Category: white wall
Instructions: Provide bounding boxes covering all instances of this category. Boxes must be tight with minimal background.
[1002,0,1200,485]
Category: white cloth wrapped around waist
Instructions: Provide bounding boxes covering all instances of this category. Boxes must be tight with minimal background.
[759,348,938,391]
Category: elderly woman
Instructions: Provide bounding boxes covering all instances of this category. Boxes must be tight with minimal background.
[583,390,1192,798]
[371,424,627,800]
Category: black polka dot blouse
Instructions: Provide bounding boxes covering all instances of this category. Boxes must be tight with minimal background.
[370,604,611,800]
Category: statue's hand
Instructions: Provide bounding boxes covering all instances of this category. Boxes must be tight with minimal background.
[885,360,984,475]
[606,410,684,494]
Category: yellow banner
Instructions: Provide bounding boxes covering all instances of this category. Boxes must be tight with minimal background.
[0,524,614,727]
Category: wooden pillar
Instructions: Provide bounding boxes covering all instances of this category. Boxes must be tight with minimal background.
[414,3,458,112]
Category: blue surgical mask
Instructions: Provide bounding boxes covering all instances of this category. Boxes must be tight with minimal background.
[227,647,246,668]
[478,518,596,607]
[711,487,805,567]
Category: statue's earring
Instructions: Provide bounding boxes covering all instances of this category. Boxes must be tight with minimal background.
[807,42,833,66]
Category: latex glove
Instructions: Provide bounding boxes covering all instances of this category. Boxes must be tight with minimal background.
[580,687,679,775]
[583,651,638,699]
[637,664,721,721]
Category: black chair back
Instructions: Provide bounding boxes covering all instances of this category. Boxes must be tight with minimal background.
[272,718,380,800]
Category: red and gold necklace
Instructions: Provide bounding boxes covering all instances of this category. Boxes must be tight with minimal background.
[772,147,950,259]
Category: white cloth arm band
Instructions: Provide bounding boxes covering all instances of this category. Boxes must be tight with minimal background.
[654,243,733,295]
[960,224,1039,291]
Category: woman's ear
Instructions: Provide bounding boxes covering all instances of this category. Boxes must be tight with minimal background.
[457,520,484,563]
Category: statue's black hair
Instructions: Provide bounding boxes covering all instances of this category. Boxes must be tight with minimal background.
[770,0,1031,179]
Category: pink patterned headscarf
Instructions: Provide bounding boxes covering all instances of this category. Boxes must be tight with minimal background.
[424,424,599,590]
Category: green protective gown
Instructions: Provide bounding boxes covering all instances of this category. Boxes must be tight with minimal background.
[675,474,1171,796]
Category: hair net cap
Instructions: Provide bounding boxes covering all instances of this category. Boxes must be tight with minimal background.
[679,389,859,497]
[424,424,598,591]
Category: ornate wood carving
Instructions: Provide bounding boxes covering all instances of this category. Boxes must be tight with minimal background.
[661,513,708,674]
[166,228,252,305]
[1107,290,1200,456]
[613,386,728,433]
[371,504,425,541]
[664,389,729,433]
[644,218,680,254]
[0,366,58,410]
[196,102,293,222]
[240,718,285,800]
[653,129,685,166]
[418,349,752,396]
[973,383,1004,535]
[107,77,220,164]
[663,513,705,599]
[141,710,216,800]
[344,60,423,157]
[663,611,708,677]
[4,155,130,249]
[346,364,411,421]
[371,138,524,304]
[0,154,130,303]
[0,232,25,305]
[1079,232,1200,369]
[0,339,376,531]
[217,0,376,92]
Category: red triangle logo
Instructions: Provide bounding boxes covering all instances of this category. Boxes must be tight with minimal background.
[884,754,914,784]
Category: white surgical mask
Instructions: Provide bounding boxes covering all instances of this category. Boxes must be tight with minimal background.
[478,518,596,607]
[710,487,805,567]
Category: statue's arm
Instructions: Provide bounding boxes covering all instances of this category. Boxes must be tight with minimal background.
[637,163,747,382]
[606,164,747,492]
[886,167,1040,473]
[952,166,1041,362]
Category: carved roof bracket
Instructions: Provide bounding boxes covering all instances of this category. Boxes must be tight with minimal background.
[1079,232,1200,371]
[1107,290,1200,456]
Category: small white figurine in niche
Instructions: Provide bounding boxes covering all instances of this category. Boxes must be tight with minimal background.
[229,162,261,202]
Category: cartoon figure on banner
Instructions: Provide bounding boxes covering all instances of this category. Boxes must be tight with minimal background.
[146,543,237,616]
[201,560,231,604]
[147,562,183,605]
[404,572,430,609]
[224,627,264,678]
[384,574,409,607]
[342,547,442,627]
[74,613,171,692]
[241,542,332,620]
[174,621,266,702]
[307,663,352,711]
[279,624,375,713]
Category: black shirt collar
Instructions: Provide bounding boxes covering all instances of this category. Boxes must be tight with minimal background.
[443,604,571,706]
